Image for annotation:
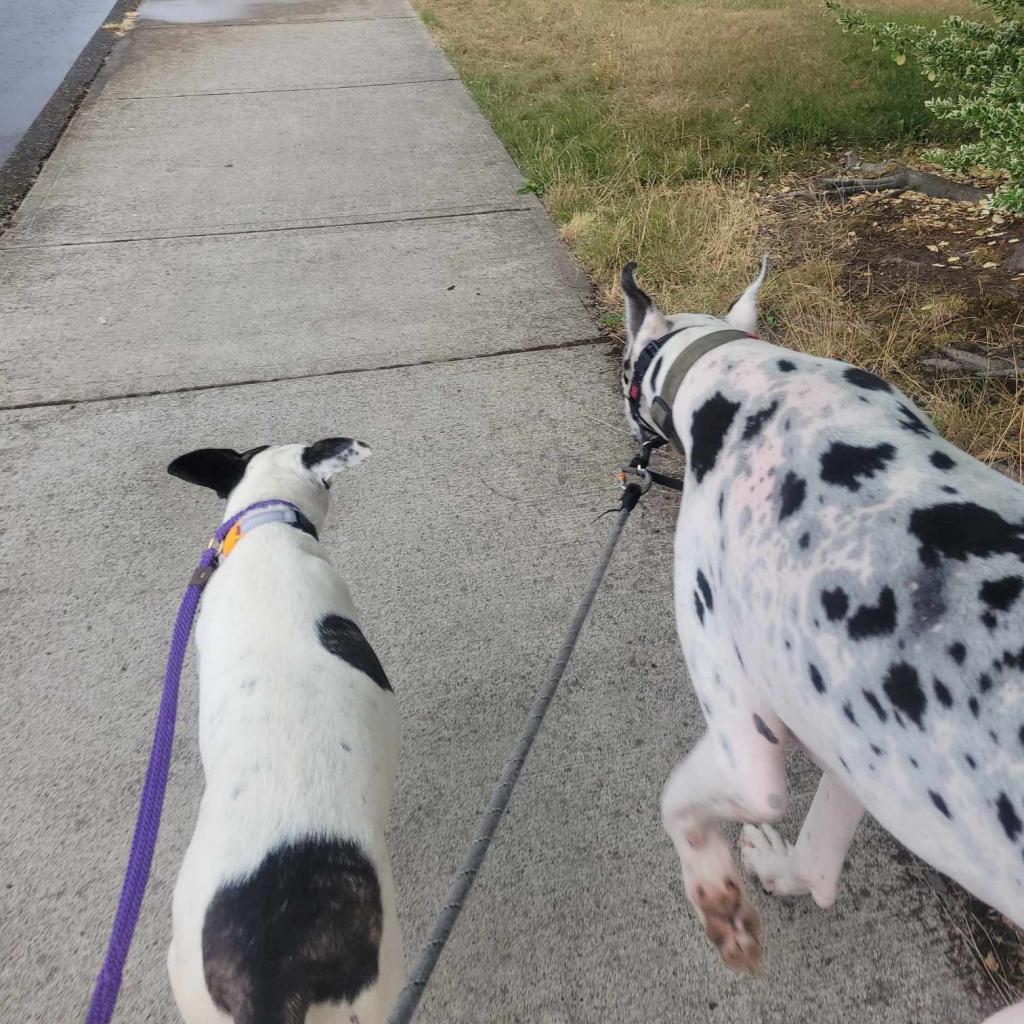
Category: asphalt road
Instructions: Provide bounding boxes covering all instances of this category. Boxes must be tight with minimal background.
[0,0,121,163]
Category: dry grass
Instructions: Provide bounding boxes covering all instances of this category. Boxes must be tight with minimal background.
[414,0,1021,470]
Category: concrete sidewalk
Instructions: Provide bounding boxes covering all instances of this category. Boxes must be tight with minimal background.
[0,2,992,1021]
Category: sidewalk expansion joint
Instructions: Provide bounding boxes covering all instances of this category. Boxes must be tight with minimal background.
[0,204,536,251]
[115,76,459,100]
[136,15,417,29]
[0,336,610,412]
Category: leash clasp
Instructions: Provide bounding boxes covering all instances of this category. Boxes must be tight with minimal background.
[617,464,653,496]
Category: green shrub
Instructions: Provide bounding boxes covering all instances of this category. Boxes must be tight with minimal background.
[826,0,1024,214]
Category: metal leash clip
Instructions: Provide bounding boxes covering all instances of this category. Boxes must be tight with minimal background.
[616,464,653,496]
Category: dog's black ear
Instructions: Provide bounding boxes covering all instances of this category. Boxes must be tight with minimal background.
[168,447,264,499]
[621,262,652,340]
[302,437,371,485]
[621,262,669,347]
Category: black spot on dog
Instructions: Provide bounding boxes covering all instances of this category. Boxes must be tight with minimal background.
[843,703,858,726]
[991,729,1000,745]
[933,679,953,708]
[948,642,967,665]
[930,451,955,470]
[799,532,811,549]
[753,714,779,744]
[966,754,977,769]
[743,400,779,441]
[839,755,850,772]
[690,393,741,483]
[969,697,980,717]
[981,576,1024,613]
[820,442,896,492]
[980,673,994,693]
[848,586,897,640]
[863,690,888,722]
[844,367,891,392]
[822,588,849,621]
[694,592,705,625]
[718,491,725,518]
[696,570,714,611]
[777,359,796,372]
[202,837,382,1024]
[910,567,947,634]
[929,791,953,819]
[909,503,1024,567]
[898,403,931,436]
[910,757,919,769]
[317,615,392,691]
[1006,648,1024,670]
[734,643,745,669]
[942,486,958,495]
[810,664,826,693]
[1019,724,1024,747]
[983,611,998,630]
[998,794,1023,841]
[883,662,927,729]
[871,744,884,756]
[779,472,807,521]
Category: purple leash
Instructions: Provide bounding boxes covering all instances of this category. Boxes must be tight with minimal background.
[85,499,301,1024]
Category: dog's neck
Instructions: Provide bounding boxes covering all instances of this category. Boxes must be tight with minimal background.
[223,477,329,530]
[631,321,750,448]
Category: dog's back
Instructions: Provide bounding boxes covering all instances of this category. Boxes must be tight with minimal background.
[166,441,402,1024]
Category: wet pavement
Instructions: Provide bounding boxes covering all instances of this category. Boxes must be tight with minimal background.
[0,0,117,163]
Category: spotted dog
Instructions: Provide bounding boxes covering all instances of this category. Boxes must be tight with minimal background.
[621,262,1024,1022]
[165,440,402,1024]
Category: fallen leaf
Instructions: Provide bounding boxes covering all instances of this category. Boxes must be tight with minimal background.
[984,952,999,974]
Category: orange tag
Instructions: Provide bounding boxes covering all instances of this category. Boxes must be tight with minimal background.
[220,522,243,559]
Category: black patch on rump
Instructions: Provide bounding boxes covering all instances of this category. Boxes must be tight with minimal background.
[898,403,931,436]
[909,503,1024,567]
[930,451,956,470]
[997,793,1023,841]
[821,588,849,621]
[844,367,891,392]
[948,642,967,665]
[689,393,740,483]
[753,714,779,744]
[777,359,796,372]
[883,662,927,729]
[203,837,383,1024]
[743,400,779,441]
[779,472,807,521]
[847,586,897,640]
[696,570,714,611]
[820,442,896,492]
[317,615,392,691]
[980,576,1024,613]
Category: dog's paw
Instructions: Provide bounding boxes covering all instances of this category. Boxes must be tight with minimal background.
[739,824,807,898]
[689,875,761,972]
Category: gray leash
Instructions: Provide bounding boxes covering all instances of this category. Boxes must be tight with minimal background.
[387,470,656,1024]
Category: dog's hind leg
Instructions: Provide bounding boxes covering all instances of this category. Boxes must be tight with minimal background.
[660,716,787,972]
[740,771,864,910]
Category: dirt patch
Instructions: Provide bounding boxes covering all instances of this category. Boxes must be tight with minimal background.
[764,176,1023,475]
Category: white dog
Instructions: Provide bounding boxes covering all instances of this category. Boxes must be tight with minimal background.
[621,261,1024,1022]
[165,439,402,1024]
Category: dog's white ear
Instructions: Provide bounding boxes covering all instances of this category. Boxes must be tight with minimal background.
[725,255,769,334]
[168,446,268,499]
[622,263,669,349]
[302,437,371,484]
